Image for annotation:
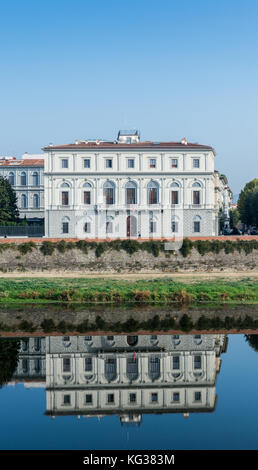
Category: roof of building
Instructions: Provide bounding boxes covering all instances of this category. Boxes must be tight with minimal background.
[0,159,44,167]
[43,140,214,152]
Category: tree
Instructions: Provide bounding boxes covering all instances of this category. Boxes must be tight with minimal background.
[238,179,258,226]
[245,335,258,353]
[0,339,20,388]
[229,208,240,229]
[0,176,20,224]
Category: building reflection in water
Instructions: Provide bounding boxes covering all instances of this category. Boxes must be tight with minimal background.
[10,334,228,425]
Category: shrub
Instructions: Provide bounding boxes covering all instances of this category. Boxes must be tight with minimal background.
[18,320,35,332]
[121,239,139,255]
[95,315,106,329]
[180,238,193,257]
[76,240,88,254]
[133,290,151,302]
[95,244,105,258]
[41,318,56,332]
[17,242,36,255]
[179,314,193,331]
[172,289,192,304]
[56,240,67,253]
[40,241,55,256]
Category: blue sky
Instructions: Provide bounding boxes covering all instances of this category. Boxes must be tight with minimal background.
[0,0,257,194]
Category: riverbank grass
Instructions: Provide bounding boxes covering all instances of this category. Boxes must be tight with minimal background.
[0,277,257,304]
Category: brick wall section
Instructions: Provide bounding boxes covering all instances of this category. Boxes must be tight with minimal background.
[0,237,257,273]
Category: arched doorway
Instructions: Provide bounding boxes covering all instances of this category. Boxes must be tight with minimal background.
[126,215,137,237]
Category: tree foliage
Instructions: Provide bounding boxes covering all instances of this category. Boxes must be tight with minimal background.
[245,334,258,353]
[0,339,20,388]
[238,179,258,226]
[0,176,20,224]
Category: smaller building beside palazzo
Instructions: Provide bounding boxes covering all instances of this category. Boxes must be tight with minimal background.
[43,131,232,239]
[0,154,44,222]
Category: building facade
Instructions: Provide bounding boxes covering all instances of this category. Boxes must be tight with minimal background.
[43,131,231,239]
[0,154,44,222]
[8,333,227,421]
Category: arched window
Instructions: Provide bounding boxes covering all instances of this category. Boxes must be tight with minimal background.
[33,194,39,208]
[21,172,27,186]
[148,356,160,380]
[32,172,39,186]
[125,181,137,205]
[193,215,201,233]
[83,182,92,205]
[104,357,117,382]
[127,357,138,381]
[192,182,201,205]
[171,182,180,205]
[8,172,15,185]
[62,216,70,234]
[103,181,115,205]
[147,181,159,204]
[127,336,138,346]
[61,183,70,206]
[21,194,27,208]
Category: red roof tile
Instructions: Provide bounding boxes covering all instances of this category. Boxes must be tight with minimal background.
[0,159,44,167]
[43,141,214,151]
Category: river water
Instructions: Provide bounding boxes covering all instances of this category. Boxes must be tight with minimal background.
[0,332,258,450]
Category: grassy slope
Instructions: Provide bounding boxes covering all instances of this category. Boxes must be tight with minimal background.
[0,277,257,303]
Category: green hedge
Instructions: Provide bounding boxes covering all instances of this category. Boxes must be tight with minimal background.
[0,238,258,258]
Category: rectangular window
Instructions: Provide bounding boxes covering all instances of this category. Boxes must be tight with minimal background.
[151,393,158,403]
[172,356,180,370]
[129,393,136,403]
[193,159,200,168]
[106,159,113,168]
[62,191,69,206]
[194,221,200,233]
[85,394,92,404]
[194,391,202,401]
[149,159,156,168]
[84,222,91,233]
[171,159,178,168]
[172,191,179,204]
[62,159,68,169]
[193,191,200,205]
[85,358,92,372]
[84,159,90,168]
[150,221,157,233]
[63,358,71,372]
[172,221,178,233]
[128,159,135,168]
[106,221,113,233]
[84,191,91,204]
[62,222,69,234]
[173,392,180,402]
[34,359,41,373]
[107,393,114,404]
[63,394,71,405]
[194,356,202,369]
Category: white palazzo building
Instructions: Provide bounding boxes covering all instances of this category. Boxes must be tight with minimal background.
[43,131,231,239]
